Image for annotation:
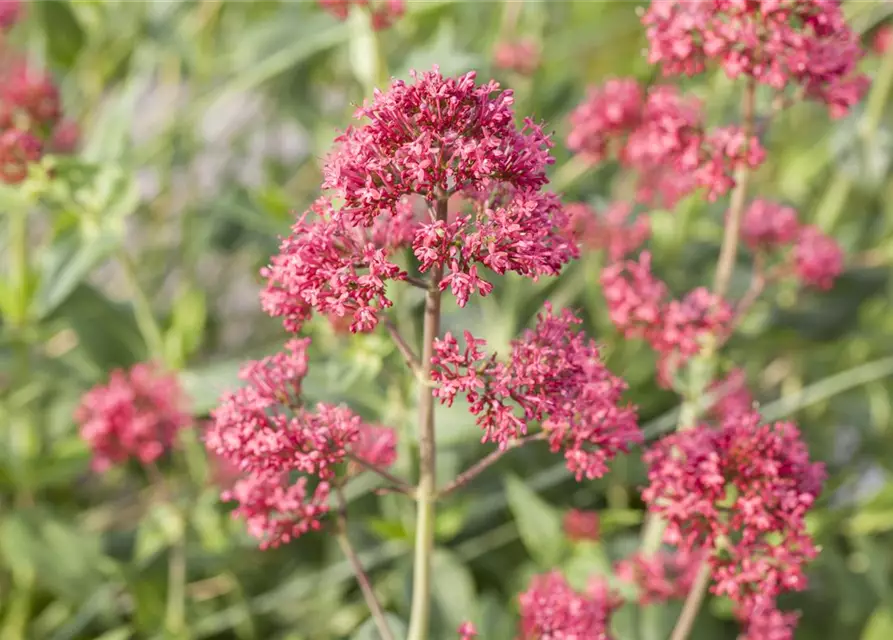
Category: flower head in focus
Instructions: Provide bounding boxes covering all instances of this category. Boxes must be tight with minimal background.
[323,66,554,226]
[76,363,190,473]
[431,304,641,480]
[518,571,620,639]
[267,68,574,328]
[261,197,410,333]
[205,338,398,548]
[642,0,869,117]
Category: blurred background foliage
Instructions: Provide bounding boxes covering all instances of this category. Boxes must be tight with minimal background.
[2,0,893,639]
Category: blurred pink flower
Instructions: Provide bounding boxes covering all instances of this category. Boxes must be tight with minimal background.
[75,363,190,473]
[642,0,869,117]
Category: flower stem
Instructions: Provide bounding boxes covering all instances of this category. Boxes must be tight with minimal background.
[8,205,30,328]
[437,433,545,499]
[347,452,415,497]
[669,562,712,640]
[713,77,757,300]
[116,248,167,362]
[406,195,448,640]
[335,485,396,640]
[640,77,758,640]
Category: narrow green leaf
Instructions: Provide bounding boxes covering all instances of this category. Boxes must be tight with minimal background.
[504,473,564,567]
[351,613,407,640]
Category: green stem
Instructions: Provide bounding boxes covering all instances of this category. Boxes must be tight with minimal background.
[406,195,447,640]
[115,248,166,362]
[8,206,29,327]
[669,562,712,640]
[818,42,893,233]
[335,485,396,640]
[860,40,893,145]
[639,78,757,640]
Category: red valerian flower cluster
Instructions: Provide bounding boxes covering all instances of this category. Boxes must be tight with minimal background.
[0,0,20,31]
[431,304,641,480]
[601,252,734,387]
[264,68,574,333]
[317,0,405,30]
[457,621,478,640]
[642,0,869,117]
[493,38,541,76]
[642,410,825,637]
[205,338,398,548]
[75,363,191,473]
[518,571,621,640]
[563,508,600,542]
[567,79,765,207]
[563,201,650,262]
[615,548,705,605]
[261,197,412,333]
[707,367,754,422]
[0,33,79,183]
[740,199,844,290]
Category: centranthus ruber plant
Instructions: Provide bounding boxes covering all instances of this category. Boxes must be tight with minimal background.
[202,0,872,637]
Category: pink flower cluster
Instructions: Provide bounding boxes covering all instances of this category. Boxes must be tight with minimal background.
[601,252,734,387]
[261,197,413,333]
[567,79,765,207]
[431,304,641,480]
[642,0,869,117]
[324,68,554,225]
[264,68,574,333]
[615,548,704,605]
[205,338,397,548]
[563,508,600,542]
[75,363,190,473]
[707,368,754,422]
[0,0,20,30]
[742,199,844,290]
[642,410,825,636]
[518,571,620,639]
[0,49,79,183]
[563,201,650,262]
[457,621,478,640]
[493,38,541,76]
[317,0,405,30]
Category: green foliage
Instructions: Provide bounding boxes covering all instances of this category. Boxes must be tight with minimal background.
[1,0,893,638]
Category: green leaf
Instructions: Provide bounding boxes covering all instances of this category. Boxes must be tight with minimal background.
[504,474,564,567]
[862,606,893,640]
[0,509,117,602]
[430,548,477,633]
[163,284,208,369]
[34,229,119,320]
[351,613,407,640]
[180,359,243,415]
[51,283,147,371]
[37,1,85,67]
[347,8,380,94]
